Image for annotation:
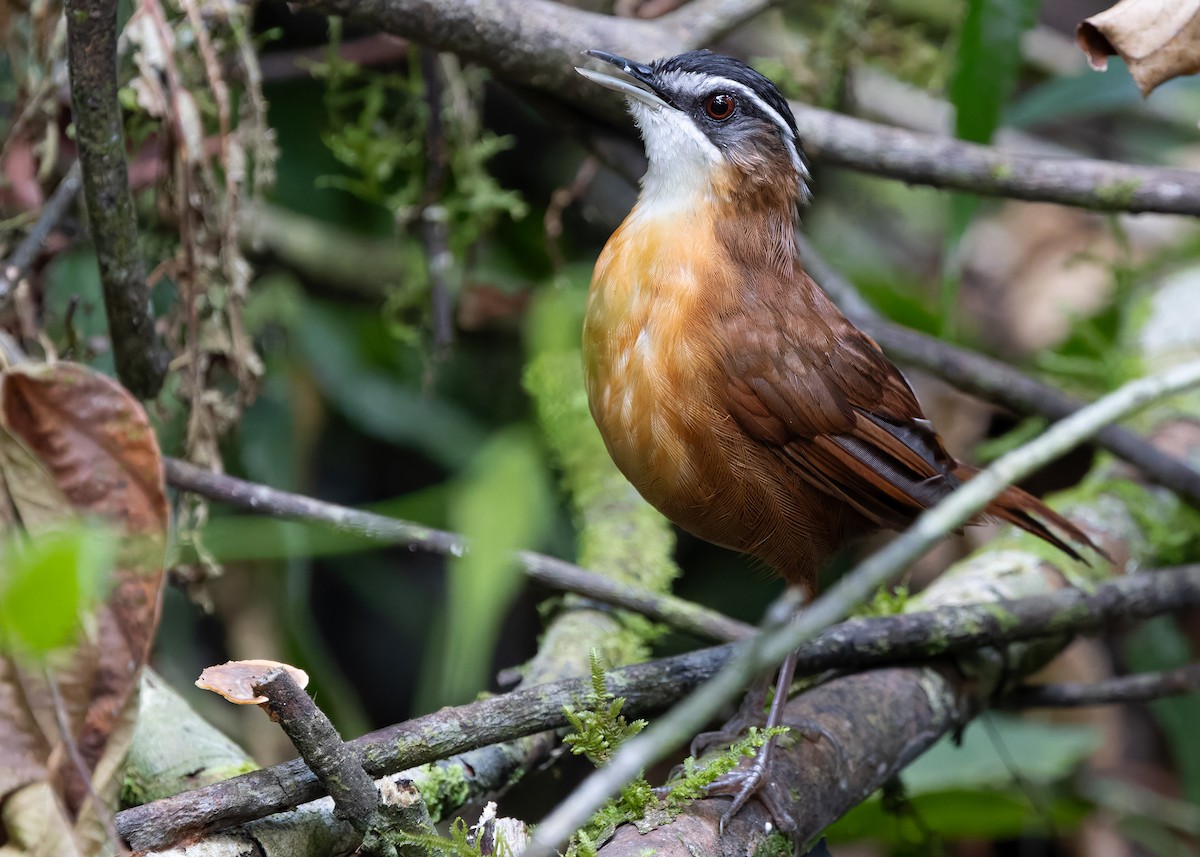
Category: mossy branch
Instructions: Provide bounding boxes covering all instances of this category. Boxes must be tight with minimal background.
[119,563,1200,852]
[65,0,167,398]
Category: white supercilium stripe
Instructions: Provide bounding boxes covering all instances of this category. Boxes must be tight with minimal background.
[656,70,807,180]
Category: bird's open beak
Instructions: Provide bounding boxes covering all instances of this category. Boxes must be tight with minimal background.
[575,50,672,111]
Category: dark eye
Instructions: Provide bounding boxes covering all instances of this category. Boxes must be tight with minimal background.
[704,93,736,121]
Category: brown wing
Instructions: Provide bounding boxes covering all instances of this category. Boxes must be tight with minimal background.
[722,269,1093,560]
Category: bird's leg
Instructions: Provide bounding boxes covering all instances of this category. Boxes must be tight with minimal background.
[704,648,842,835]
[692,586,808,759]
[706,648,800,830]
[689,669,772,758]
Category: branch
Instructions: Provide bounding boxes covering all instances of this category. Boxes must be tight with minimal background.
[0,162,83,300]
[1005,663,1200,708]
[300,0,1200,216]
[523,358,1200,856]
[252,668,382,837]
[793,107,1200,215]
[163,457,753,643]
[64,0,167,398]
[118,564,1200,852]
[794,233,1200,509]
[659,0,778,45]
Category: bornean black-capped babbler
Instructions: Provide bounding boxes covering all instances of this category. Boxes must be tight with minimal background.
[575,48,1100,829]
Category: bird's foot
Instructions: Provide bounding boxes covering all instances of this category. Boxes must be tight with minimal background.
[706,718,843,835]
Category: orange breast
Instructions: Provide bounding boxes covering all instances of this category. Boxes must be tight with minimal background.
[582,202,856,584]
[582,206,731,523]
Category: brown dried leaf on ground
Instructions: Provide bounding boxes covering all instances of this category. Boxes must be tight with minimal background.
[0,363,168,853]
[1078,0,1200,96]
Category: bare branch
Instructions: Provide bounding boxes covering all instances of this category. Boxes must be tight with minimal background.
[65,0,167,397]
[794,107,1200,215]
[1005,663,1200,708]
[659,0,779,45]
[163,457,754,643]
[0,163,83,300]
[118,564,1200,852]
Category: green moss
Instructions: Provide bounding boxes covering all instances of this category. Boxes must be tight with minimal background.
[119,776,147,809]
[1099,481,1200,567]
[559,660,786,853]
[562,652,648,766]
[981,602,1022,633]
[990,162,1014,181]
[754,832,795,857]
[1096,178,1142,208]
[856,582,911,617]
[413,761,471,823]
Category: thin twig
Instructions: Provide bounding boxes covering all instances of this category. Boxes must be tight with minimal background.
[1005,663,1200,708]
[522,358,1200,857]
[163,457,754,643]
[795,233,1200,509]
[419,48,454,358]
[0,163,83,300]
[115,564,1200,851]
[64,0,167,398]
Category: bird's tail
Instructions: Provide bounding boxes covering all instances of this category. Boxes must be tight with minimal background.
[953,463,1106,564]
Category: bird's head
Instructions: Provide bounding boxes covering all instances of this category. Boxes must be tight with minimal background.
[577,49,809,210]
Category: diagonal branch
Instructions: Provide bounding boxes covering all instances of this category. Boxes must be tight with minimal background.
[0,163,83,300]
[163,457,753,643]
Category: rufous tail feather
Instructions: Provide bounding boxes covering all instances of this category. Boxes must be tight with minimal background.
[952,463,1107,564]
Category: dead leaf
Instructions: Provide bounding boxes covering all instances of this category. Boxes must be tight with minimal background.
[1077,0,1200,96]
[0,362,168,848]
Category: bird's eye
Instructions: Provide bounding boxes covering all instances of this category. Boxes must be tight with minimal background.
[704,93,736,121]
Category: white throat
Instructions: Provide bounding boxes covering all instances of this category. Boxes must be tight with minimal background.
[628,100,724,215]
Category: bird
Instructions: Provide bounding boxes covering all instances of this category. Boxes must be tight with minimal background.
[575,49,1100,828]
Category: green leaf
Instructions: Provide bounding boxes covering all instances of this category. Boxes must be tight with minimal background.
[950,0,1040,144]
[829,714,1099,843]
[426,426,552,706]
[1006,58,1143,128]
[0,525,117,654]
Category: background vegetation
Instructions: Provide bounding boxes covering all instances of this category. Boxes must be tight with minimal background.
[2,0,1200,854]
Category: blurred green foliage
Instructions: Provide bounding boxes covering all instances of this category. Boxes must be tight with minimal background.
[428,426,552,708]
[829,715,1099,845]
[1125,619,1200,807]
[0,524,117,655]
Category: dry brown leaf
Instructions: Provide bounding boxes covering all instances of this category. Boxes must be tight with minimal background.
[1077,0,1200,96]
[0,427,72,536]
[0,362,168,847]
